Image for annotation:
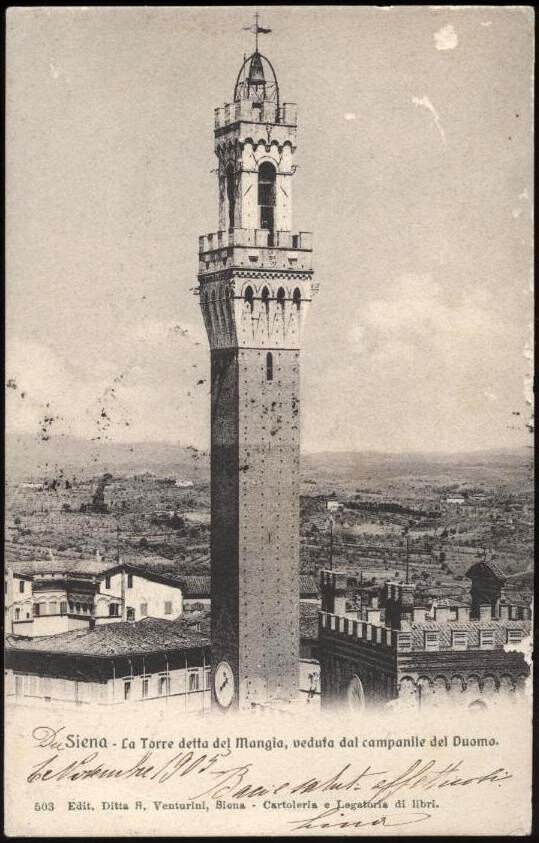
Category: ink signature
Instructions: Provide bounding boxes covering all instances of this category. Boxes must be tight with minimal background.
[26,726,513,830]
[287,807,432,831]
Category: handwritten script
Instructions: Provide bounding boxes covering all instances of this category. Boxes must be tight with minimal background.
[28,725,513,831]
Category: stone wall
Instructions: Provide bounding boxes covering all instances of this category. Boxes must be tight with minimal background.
[237,347,300,705]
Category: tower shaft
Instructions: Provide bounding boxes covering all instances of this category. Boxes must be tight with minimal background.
[197,50,315,709]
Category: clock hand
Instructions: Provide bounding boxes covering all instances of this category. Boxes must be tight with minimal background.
[220,676,229,692]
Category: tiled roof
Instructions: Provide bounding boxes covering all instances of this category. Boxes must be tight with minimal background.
[180,608,211,636]
[5,617,209,657]
[12,557,118,577]
[94,564,210,596]
[404,618,531,650]
[300,575,320,597]
[178,575,211,597]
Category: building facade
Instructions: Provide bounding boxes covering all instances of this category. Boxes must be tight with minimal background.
[96,565,184,623]
[198,48,315,709]
[318,566,531,710]
[5,618,210,710]
[4,563,209,636]
[4,569,33,634]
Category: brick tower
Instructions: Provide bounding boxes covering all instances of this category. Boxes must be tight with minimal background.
[197,45,315,710]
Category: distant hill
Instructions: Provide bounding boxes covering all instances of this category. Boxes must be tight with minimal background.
[5,433,209,483]
[5,433,533,491]
[301,448,534,491]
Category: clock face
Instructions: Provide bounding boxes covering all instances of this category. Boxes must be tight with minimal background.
[214,661,235,708]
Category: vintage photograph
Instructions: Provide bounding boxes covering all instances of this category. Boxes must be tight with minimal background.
[5,5,534,836]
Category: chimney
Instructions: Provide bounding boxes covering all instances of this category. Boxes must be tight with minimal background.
[413,606,427,623]
[366,608,381,625]
[456,605,471,621]
[434,606,451,623]
[320,570,347,616]
[479,603,492,621]
[383,581,416,630]
[467,559,506,620]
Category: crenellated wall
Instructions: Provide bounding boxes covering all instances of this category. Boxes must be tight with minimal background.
[318,608,531,711]
[214,100,298,131]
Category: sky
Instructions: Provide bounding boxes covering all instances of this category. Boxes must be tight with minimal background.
[6,6,534,453]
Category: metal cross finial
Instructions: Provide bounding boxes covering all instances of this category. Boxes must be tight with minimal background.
[242,11,272,53]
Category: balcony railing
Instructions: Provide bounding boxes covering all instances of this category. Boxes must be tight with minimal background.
[215,101,298,130]
[199,228,313,254]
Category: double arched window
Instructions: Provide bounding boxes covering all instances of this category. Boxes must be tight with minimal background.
[261,286,270,312]
[266,352,273,381]
[293,287,301,309]
[277,287,285,307]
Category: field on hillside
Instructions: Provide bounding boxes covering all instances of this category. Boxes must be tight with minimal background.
[5,437,533,605]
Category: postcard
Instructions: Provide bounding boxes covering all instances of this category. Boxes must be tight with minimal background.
[4,5,534,836]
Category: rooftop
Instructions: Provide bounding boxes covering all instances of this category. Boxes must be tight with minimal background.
[299,574,320,598]
[11,561,317,601]
[403,618,531,651]
[11,557,118,577]
[466,559,507,583]
[5,617,209,658]
[99,565,211,596]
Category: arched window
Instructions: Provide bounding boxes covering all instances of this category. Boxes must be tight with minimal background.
[244,285,254,310]
[293,287,301,309]
[469,699,488,712]
[258,162,276,235]
[226,164,235,230]
[266,352,273,381]
[277,287,285,307]
[261,286,270,312]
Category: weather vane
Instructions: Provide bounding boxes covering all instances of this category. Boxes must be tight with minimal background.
[242,11,272,53]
